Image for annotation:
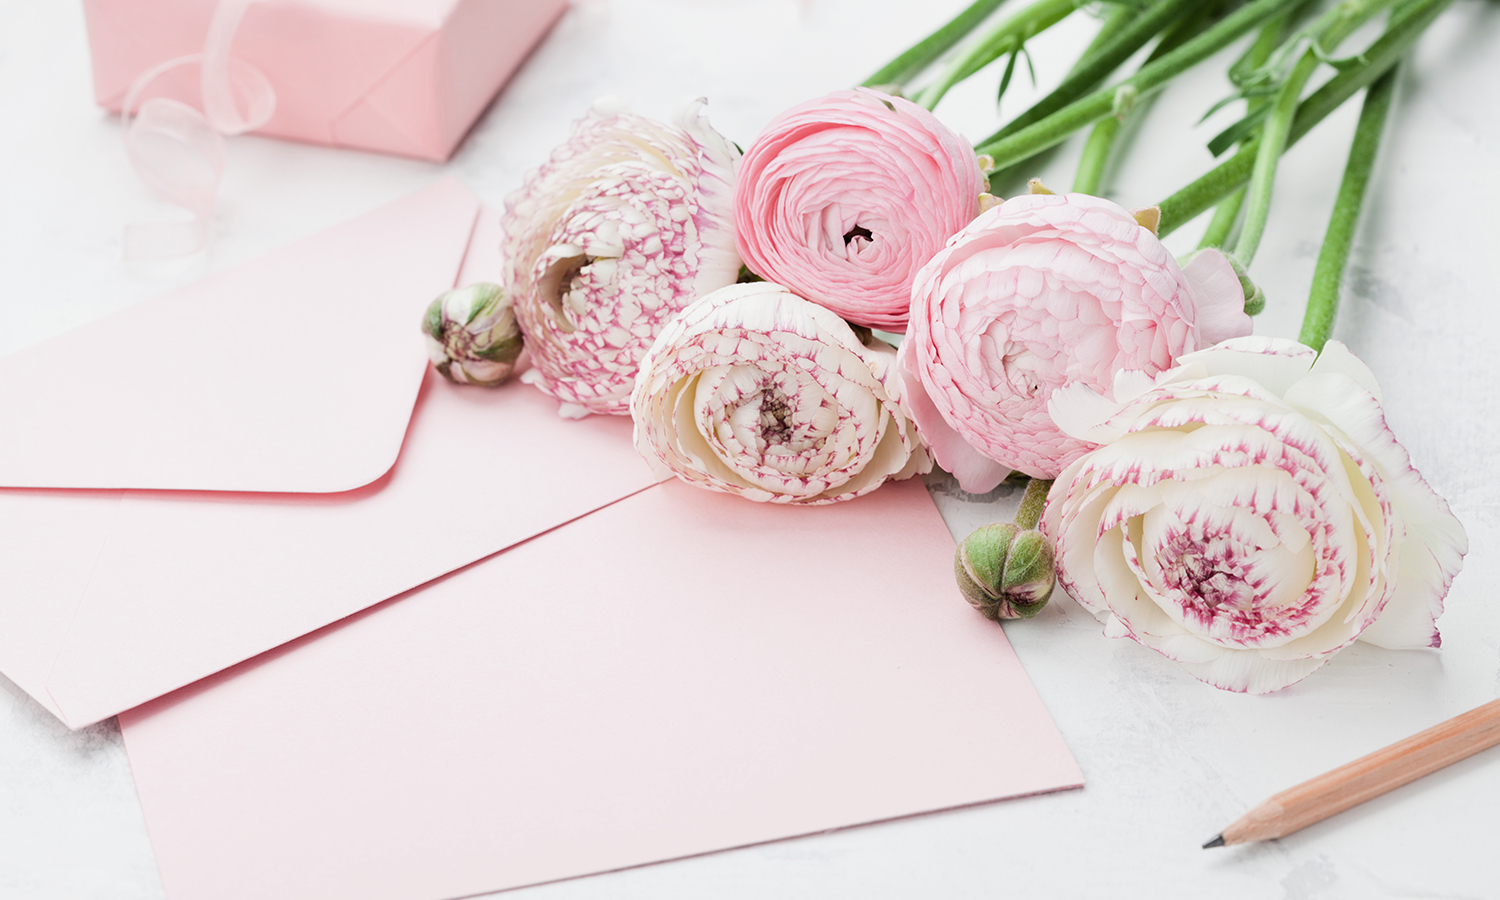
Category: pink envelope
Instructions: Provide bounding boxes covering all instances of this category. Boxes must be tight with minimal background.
[120,478,1084,900]
[0,179,662,728]
[83,0,569,161]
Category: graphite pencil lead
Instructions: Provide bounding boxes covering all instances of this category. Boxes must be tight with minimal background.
[1202,834,1226,849]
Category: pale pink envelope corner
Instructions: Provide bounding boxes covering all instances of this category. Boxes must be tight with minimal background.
[120,478,1085,900]
[82,0,570,161]
[0,179,663,729]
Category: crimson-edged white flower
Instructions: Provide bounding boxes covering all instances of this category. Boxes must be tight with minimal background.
[503,97,741,418]
[630,281,931,504]
[1041,337,1467,694]
[899,192,1251,489]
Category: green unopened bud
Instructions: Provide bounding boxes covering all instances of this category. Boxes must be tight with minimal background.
[1223,252,1265,316]
[421,283,524,387]
[954,523,1056,621]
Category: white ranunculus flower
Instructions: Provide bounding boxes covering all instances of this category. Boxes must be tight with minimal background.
[502,97,741,418]
[631,281,932,504]
[1041,337,1467,694]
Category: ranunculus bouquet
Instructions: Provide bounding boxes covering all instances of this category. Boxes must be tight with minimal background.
[423,0,1467,693]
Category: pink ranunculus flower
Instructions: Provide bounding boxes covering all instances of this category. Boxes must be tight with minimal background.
[733,88,986,331]
[631,281,932,505]
[899,191,1251,489]
[1041,337,1468,694]
[502,97,741,418]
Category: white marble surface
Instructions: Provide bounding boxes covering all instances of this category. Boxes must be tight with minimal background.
[3,1,1499,898]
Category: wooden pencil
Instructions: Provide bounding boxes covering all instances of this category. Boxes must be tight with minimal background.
[1204,697,1500,847]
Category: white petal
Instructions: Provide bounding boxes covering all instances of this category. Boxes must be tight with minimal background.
[1174,337,1317,396]
[1169,645,1329,694]
[1048,382,1127,444]
[1308,340,1383,403]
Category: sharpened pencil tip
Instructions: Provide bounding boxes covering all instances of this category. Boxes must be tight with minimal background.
[1202,834,1225,849]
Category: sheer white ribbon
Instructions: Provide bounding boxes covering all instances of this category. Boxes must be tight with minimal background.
[120,0,276,258]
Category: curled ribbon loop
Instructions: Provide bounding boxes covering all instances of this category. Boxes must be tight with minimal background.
[120,0,275,259]
[200,0,274,136]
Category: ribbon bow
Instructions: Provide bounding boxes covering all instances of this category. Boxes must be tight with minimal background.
[120,0,275,258]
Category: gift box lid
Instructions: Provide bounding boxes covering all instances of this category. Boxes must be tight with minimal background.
[83,0,569,161]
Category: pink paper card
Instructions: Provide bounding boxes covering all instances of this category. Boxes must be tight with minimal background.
[121,478,1082,900]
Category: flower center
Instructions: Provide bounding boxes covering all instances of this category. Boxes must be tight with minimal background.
[1159,533,1257,612]
[536,253,598,333]
[1000,349,1043,398]
[757,388,794,446]
[843,224,874,251]
[443,322,477,360]
[1135,501,1318,649]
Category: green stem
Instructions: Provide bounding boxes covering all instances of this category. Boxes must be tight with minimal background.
[983,1,1141,192]
[1231,49,1319,265]
[1231,0,1402,265]
[1073,1,1228,196]
[980,0,1203,149]
[1229,2,1303,82]
[1198,186,1246,248]
[918,0,1079,110]
[1196,9,1288,249]
[1073,116,1120,194]
[1300,65,1397,351]
[975,0,1302,170]
[863,0,1011,89]
[1015,478,1053,530]
[1071,2,1138,77]
[1157,0,1455,236]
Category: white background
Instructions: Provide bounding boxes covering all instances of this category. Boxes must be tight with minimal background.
[2,1,1498,898]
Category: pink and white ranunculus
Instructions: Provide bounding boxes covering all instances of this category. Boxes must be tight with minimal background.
[502,97,741,418]
[733,88,985,331]
[631,281,932,504]
[899,191,1251,489]
[1041,337,1468,694]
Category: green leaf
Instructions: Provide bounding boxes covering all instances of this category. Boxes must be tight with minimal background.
[996,40,1021,106]
[1207,105,1270,157]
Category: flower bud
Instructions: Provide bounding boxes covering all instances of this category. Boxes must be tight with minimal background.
[954,523,1056,620]
[1220,251,1265,316]
[421,283,524,387]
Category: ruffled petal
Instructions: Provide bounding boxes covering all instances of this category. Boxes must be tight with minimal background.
[1179,248,1251,345]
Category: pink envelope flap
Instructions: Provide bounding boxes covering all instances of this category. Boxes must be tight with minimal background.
[0,178,476,494]
[36,371,661,728]
[0,181,666,730]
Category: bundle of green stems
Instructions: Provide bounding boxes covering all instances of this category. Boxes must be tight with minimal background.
[863,0,1456,350]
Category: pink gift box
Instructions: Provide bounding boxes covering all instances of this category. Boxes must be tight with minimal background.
[83,0,568,162]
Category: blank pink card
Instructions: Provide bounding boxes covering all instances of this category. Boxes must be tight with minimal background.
[121,478,1082,900]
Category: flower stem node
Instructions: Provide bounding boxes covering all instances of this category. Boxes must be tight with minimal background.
[1111,84,1139,121]
[954,523,1057,621]
[421,283,525,387]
